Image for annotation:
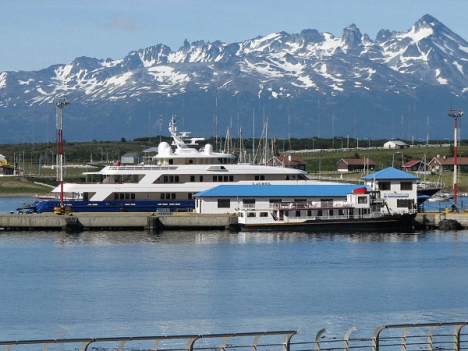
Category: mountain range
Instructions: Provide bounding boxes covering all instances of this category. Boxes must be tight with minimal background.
[0,14,467,144]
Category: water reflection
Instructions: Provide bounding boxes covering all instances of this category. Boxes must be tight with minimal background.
[1,229,467,246]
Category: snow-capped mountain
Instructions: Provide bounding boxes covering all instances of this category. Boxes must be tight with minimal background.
[0,14,467,144]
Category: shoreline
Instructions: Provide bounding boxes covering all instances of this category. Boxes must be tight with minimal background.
[0,193,36,198]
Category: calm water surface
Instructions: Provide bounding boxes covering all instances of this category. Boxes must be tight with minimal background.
[0,197,467,341]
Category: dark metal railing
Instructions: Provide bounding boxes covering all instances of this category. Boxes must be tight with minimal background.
[0,322,467,351]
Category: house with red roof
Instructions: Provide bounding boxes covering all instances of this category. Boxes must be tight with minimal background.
[268,155,306,171]
[402,159,428,172]
[428,156,468,172]
[337,158,375,172]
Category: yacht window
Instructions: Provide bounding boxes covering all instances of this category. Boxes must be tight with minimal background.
[229,175,234,182]
[328,209,333,216]
[169,159,173,165]
[224,175,228,182]
[247,212,256,217]
[199,176,204,182]
[295,210,301,217]
[171,193,176,200]
[213,175,218,182]
[190,175,195,182]
[189,159,193,164]
[358,196,368,204]
[260,212,268,217]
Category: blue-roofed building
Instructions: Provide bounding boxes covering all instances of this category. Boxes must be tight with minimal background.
[194,183,369,214]
[362,167,418,214]
[193,167,418,215]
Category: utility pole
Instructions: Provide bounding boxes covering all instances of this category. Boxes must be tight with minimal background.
[448,108,464,209]
[55,96,70,209]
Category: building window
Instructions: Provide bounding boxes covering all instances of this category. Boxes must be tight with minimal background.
[379,181,391,190]
[260,212,268,217]
[400,182,413,190]
[243,199,255,208]
[217,199,230,208]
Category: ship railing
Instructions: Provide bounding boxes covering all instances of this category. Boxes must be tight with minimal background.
[1,322,467,351]
[106,165,178,171]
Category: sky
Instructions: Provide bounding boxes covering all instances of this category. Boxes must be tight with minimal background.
[2,0,468,72]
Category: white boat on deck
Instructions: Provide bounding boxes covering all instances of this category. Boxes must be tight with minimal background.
[26,115,310,214]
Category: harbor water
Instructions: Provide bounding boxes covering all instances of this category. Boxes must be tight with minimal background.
[0,197,467,342]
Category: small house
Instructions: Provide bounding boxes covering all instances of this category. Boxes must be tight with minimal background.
[428,156,468,172]
[337,158,375,172]
[383,140,409,149]
[402,160,427,172]
[268,155,306,171]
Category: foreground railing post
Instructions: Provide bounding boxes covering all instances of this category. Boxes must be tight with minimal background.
[453,323,468,351]
[314,328,326,351]
[372,325,388,351]
[344,327,357,351]
[278,331,297,351]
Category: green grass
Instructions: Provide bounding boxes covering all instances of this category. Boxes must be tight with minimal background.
[0,177,53,195]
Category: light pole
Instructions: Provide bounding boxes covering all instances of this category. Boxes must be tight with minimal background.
[448,108,464,208]
[392,152,400,168]
[337,137,343,149]
[55,96,70,208]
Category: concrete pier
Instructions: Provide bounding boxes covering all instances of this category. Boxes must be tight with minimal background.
[414,212,468,229]
[0,213,238,232]
[1,212,467,232]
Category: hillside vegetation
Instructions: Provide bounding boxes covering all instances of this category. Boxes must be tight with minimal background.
[0,138,466,195]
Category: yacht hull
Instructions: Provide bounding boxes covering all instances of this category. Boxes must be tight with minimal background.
[33,199,196,214]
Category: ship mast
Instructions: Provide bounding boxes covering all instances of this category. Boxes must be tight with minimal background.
[55,96,70,208]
